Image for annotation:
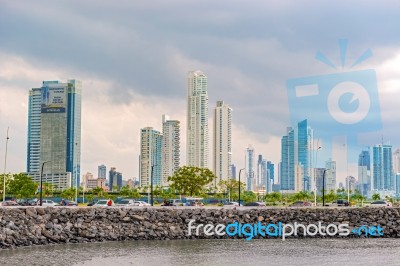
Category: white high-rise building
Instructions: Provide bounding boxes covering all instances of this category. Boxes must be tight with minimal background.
[213,101,232,185]
[186,70,209,168]
[325,159,337,193]
[245,145,255,191]
[162,114,180,186]
[139,127,162,187]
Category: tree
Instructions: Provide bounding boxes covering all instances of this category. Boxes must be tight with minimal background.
[265,192,282,205]
[168,166,216,197]
[92,187,104,197]
[7,173,37,199]
[0,173,12,197]
[218,179,242,202]
[242,191,257,204]
[60,187,76,200]
[372,193,381,201]
[119,185,131,197]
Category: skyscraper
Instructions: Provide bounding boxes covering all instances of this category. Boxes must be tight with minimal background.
[140,127,162,187]
[187,70,209,168]
[358,149,371,196]
[109,167,123,191]
[98,164,107,179]
[162,115,180,186]
[27,80,82,190]
[245,145,255,191]
[373,144,394,191]
[280,119,313,192]
[213,101,232,184]
[325,158,336,193]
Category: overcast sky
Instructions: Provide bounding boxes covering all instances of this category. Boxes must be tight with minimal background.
[1,0,400,184]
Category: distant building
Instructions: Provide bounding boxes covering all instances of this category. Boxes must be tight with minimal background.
[245,145,255,191]
[231,164,236,179]
[345,176,358,192]
[187,70,209,168]
[97,178,107,191]
[213,100,232,185]
[98,165,106,179]
[325,159,336,193]
[315,168,326,195]
[86,179,98,190]
[358,149,371,197]
[373,144,394,191]
[109,167,122,191]
[162,115,180,186]
[27,80,82,190]
[140,127,162,187]
[82,172,94,188]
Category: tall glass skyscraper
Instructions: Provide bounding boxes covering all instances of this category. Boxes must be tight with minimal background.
[27,80,82,190]
[280,119,313,192]
[140,127,162,187]
[245,145,255,191]
[358,149,371,196]
[373,144,394,191]
[187,70,209,168]
[98,164,107,179]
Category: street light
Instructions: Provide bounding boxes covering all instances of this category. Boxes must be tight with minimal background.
[151,165,155,206]
[314,144,321,206]
[322,169,327,207]
[75,142,78,204]
[3,127,9,202]
[40,160,51,206]
[238,168,245,206]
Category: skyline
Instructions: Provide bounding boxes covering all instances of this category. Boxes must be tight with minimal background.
[2,1,400,185]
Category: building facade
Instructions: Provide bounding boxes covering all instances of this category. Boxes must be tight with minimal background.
[140,127,162,187]
[161,115,180,186]
[245,145,255,191]
[213,101,232,184]
[373,144,394,191]
[358,149,371,197]
[109,167,122,191]
[98,164,106,179]
[186,70,209,168]
[325,159,337,193]
[27,80,81,190]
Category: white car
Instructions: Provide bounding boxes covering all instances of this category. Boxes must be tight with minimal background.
[115,199,136,207]
[133,201,150,206]
[369,200,392,207]
[38,199,59,207]
[93,199,114,207]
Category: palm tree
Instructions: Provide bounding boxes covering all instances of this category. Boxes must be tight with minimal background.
[372,193,381,201]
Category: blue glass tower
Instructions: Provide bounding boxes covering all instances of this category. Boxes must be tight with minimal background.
[373,144,394,191]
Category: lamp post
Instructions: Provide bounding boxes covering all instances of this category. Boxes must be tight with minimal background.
[151,165,154,206]
[3,127,9,202]
[322,169,327,207]
[40,160,51,206]
[238,168,245,206]
[75,142,78,204]
[314,145,321,207]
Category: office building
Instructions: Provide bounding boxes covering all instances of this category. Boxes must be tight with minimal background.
[280,119,313,192]
[98,164,106,179]
[27,80,82,190]
[325,159,336,193]
[161,115,180,186]
[213,101,232,184]
[358,149,371,197]
[245,145,255,191]
[373,144,394,191]
[109,167,123,191]
[140,127,162,187]
[186,70,209,168]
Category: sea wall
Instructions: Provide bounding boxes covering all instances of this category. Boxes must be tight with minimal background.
[1,207,400,249]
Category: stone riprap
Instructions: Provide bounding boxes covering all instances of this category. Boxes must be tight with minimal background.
[1,207,400,249]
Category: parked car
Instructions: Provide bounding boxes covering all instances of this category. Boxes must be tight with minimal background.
[133,201,151,207]
[223,201,239,206]
[60,199,78,206]
[37,199,59,207]
[87,199,99,206]
[16,198,31,206]
[28,198,39,206]
[369,200,392,207]
[289,201,312,207]
[1,200,19,206]
[93,199,114,207]
[244,202,265,207]
[330,199,349,207]
[116,199,136,207]
[161,199,183,206]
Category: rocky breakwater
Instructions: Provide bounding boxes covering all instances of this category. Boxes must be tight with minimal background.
[1,207,400,249]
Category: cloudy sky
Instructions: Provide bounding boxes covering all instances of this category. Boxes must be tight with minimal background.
[1,0,400,184]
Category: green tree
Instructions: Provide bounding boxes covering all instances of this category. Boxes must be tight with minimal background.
[0,173,12,197]
[43,182,54,197]
[7,173,37,199]
[242,191,257,204]
[61,187,76,200]
[218,179,242,201]
[119,185,131,197]
[372,193,381,201]
[129,188,142,199]
[168,166,216,197]
[92,187,104,197]
[265,192,282,205]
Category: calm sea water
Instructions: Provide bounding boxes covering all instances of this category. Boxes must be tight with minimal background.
[1,238,400,266]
